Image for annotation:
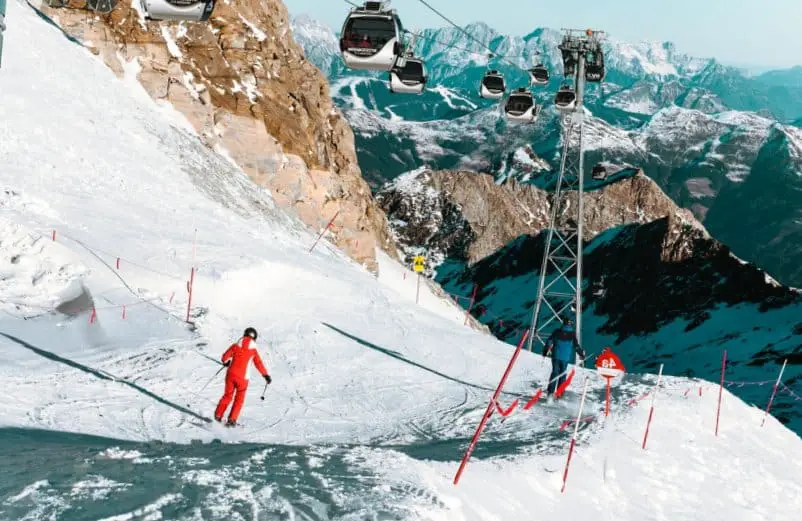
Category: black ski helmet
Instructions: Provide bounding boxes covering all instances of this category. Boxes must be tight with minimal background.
[243,327,258,340]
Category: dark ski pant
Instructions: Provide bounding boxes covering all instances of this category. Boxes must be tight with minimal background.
[547,359,569,394]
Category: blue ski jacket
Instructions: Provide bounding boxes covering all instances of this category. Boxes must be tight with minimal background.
[544,324,585,363]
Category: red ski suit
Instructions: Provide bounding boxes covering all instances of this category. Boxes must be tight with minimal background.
[214,336,269,423]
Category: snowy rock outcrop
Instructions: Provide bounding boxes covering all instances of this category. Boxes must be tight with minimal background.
[40,0,395,272]
[377,168,704,269]
[376,169,548,269]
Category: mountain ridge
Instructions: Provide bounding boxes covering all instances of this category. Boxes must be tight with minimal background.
[290,15,802,288]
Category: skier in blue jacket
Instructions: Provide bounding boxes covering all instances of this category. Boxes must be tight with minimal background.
[543,317,586,396]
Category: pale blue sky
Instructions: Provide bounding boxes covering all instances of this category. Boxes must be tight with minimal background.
[286,0,802,69]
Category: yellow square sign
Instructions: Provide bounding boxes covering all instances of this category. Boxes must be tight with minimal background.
[413,255,425,273]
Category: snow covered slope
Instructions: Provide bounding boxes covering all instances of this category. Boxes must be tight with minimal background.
[0,0,498,446]
[1,3,801,519]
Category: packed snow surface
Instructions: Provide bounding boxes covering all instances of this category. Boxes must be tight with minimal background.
[0,2,801,519]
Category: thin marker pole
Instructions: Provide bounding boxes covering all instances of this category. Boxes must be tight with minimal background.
[454,330,530,485]
[185,267,195,323]
[464,283,478,326]
[309,211,340,253]
[561,376,589,493]
[762,359,787,427]
[641,364,664,449]
[715,350,727,436]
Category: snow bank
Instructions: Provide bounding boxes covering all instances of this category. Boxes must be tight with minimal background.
[350,377,802,520]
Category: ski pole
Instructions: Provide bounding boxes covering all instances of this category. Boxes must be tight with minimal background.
[260,381,268,400]
[187,365,225,407]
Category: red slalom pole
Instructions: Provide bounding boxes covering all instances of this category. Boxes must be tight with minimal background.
[561,376,589,493]
[762,359,788,427]
[309,210,340,253]
[463,283,478,326]
[185,267,195,323]
[51,230,56,241]
[453,329,529,485]
[715,350,727,436]
[641,363,664,450]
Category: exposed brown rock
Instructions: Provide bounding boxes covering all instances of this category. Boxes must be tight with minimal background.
[40,0,395,271]
[427,171,550,264]
[378,167,705,267]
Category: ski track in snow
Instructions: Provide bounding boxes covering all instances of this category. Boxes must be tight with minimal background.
[0,2,800,520]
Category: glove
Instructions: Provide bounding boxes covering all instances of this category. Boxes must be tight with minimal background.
[223,360,231,367]
[577,357,585,368]
[264,374,272,384]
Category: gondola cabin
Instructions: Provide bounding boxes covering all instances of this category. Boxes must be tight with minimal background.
[389,57,427,94]
[528,65,549,86]
[140,0,216,21]
[559,44,577,77]
[479,70,506,99]
[554,83,576,111]
[504,88,539,123]
[339,2,404,71]
[585,50,606,82]
[591,163,607,180]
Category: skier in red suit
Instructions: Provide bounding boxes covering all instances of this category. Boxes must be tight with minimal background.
[214,327,271,426]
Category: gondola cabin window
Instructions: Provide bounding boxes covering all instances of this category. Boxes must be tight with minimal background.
[342,17,396,54]
[483,74,505,91]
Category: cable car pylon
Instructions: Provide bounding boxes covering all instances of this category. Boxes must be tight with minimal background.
[526,28,606,353]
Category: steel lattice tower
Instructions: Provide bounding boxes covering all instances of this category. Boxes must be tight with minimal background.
[526,29,604,352]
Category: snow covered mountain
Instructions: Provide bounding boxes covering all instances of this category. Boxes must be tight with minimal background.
[290,16,802,288]
[2,2,802,518]
[378,168,802,434]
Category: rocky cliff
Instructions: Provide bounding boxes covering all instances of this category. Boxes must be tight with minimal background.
[377,167,703,268]
[38,0,394,271]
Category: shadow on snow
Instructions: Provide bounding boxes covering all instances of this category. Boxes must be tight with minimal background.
[0,332,211,423]
[321,322,524,399]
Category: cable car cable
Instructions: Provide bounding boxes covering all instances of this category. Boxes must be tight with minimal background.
[407,29,529,62]
[403,29,485,56]
[409,0,528,73]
